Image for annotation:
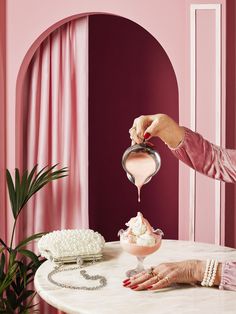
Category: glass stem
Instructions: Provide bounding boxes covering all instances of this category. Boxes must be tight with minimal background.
[136,256,145,273]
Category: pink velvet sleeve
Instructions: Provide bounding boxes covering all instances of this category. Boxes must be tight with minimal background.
[171,127,236,290]
[219,262,236,291]
[170,127,236,183]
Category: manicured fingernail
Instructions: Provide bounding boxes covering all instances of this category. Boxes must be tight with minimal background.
[131,285,139,289]
[123,278,130,283]
[146,285,153,289]
[144,132,151,139]
[123,281,131,287]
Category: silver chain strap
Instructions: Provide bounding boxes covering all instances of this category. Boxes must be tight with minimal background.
[47,257,107,290]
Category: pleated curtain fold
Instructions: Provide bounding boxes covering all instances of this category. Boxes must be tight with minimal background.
[19,17,89,313]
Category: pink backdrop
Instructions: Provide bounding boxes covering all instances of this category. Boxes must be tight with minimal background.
[1,0,236,313]
[1,0,187,247]
[1,0,235,271]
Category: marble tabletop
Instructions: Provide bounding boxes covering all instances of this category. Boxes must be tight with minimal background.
[34,240,236,314]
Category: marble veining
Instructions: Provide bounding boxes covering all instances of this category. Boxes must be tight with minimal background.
[34,240,236,314]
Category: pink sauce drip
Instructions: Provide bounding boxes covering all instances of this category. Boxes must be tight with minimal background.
[125,152,156,202]
[137,187,141,202]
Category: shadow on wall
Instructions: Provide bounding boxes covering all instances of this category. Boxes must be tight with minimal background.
[88,14,179,241]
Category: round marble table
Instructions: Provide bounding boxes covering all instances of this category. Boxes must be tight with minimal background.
[34,240,236,314]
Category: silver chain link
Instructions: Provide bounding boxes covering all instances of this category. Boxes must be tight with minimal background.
[47,258,107,290]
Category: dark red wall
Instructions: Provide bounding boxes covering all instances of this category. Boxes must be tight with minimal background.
[88,15,179,241]
[225,0,236,248]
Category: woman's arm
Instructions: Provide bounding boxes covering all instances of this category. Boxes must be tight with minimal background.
[123,260,236,291]
[130,114,236,183]
[171,127,236,183]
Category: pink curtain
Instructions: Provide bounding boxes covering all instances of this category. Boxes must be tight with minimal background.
[20,17,89,313]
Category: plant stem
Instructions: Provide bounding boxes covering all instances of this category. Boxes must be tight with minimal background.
[9,217,18,251]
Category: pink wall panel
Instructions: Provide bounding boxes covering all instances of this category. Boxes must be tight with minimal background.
[179,1,227,245]
[178,0,225,242]
[195,10,216,243]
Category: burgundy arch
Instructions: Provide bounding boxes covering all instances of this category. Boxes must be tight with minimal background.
[16,13,179,241]
[88,15,179,241]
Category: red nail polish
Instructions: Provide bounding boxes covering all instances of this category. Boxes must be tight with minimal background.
[123,281,131,287]
[131,285,139,289]
[123,278,130,283]
[146,285,153,289]
[144,132,151,139]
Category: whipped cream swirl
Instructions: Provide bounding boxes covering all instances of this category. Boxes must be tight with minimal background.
[121,212,157,247]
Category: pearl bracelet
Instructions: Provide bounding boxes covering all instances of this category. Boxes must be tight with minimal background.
[201,259,218,287]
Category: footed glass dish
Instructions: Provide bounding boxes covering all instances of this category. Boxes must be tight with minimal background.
[118,228,163,277]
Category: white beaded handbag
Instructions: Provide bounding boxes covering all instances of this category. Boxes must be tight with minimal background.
[38,229,107,290]
[38,229,105,265]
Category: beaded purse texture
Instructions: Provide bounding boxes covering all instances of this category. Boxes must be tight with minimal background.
[38,229,105,265]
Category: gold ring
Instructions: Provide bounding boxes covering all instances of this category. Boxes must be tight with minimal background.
[147,267,155,277]
[164,276,170,283]
[155,274,161,281]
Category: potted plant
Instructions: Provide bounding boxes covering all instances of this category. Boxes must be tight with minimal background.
[0,164,68,313]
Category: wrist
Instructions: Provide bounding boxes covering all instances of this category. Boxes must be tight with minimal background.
[214,263,222,286]
[194,260,206,283]
[159,126,185,149]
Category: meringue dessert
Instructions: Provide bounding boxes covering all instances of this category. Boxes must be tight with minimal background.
[119,212,163,256]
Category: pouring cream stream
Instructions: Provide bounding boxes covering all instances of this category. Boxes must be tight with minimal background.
[125,151,157,202]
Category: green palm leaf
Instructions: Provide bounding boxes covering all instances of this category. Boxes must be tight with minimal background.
[16,290,35,307]
[19,170,28,211]
[6,170,16,218]
[15,260,27,289]
[0,263,18,295]
[28,164,58,195]
[15,169,20,219]
[6,165,68,219]
[15,233,45,250]
[29,166,68,196]
[6,288,17,310]
[29,174,68,197]
[0,238,9,252]
[9,250,17,267]
[0,252,5,280]
[18,249,40,265]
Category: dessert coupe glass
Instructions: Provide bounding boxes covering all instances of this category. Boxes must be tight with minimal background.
[118,229,163,277]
